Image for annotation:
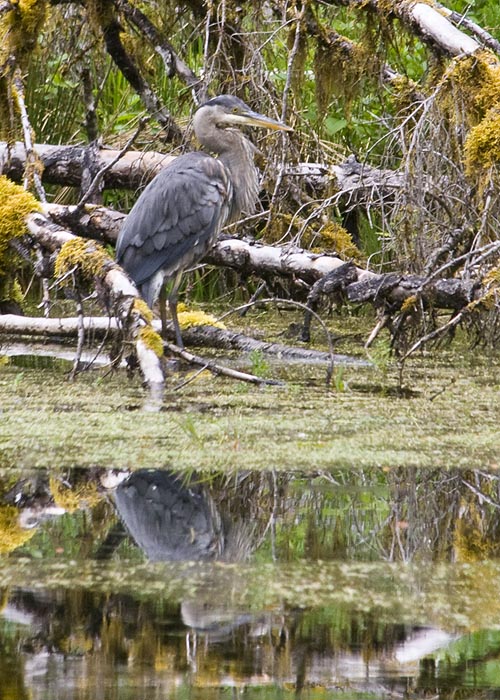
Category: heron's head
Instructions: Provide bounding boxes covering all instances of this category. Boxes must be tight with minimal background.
[194,95,293,136]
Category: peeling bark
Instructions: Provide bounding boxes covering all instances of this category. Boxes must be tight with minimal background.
[0,142,404,199]
[0,142,175,189]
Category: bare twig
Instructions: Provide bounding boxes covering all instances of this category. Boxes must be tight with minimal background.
[69,293,86,380]
[461,478,500,510]
[12,69,47,202]
[217,297,337,386]
[164,342,284,387]
[267,3,302,222]
[74,117,147,214]
[401,310,466,361]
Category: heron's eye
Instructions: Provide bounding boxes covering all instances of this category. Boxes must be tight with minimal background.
[232,107,238,113]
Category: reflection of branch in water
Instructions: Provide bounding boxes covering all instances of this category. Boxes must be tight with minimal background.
[461,476,500,510]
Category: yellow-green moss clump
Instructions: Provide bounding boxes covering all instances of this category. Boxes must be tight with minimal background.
[0,0,47,65]
[442,52,500,118]
[0,176,40,271]
[49,476,102,514]
[400,294,418,313]
[464,108,500,174]
[0,176,40,301]
[177,306,226,330]
[438,52,500,174]
[306,222,362,261]
[133,297,154,324]
[54,237,112,284]
[138,325,164,358]
[0,505,36,554]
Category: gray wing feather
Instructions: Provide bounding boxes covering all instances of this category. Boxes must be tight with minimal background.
[116,152,230,295]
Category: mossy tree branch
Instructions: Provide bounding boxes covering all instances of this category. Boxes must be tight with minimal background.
[115,0,206,104]
[84,0,182,143]
[23,210,165,402]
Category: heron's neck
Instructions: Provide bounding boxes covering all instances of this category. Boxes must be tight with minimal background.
[220,135,259,222]
[198,127,259,223]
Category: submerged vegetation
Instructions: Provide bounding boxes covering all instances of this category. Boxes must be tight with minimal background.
[0,330,498,471]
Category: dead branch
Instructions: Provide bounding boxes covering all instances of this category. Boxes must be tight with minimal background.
[75,118,148,214]
[23,211,165,400]
[0,141,175,189]
[436,2,500,54]
[40,203,486,318]
[400,2,480,55]
[334,0,482,57]
[0,142,405,198]
[0,313,367,367]
[95,4,182,142]
[115,0,206,103]
[11,69,46,202]
[163,342,283,386]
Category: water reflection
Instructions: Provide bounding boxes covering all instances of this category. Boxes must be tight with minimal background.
[4,466,500,563]
[2,466,500,698]
[113,469,243,562]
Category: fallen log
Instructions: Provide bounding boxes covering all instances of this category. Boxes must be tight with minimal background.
[1,142,405,199]
[0,313,369,367]
[0,142,175,190]
[23,212,165,402]
[38,203,485,313]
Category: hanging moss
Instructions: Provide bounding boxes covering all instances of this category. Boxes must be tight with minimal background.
[359,0,397,81]
[138,325,164,358]
[0,0,48,66]
[85,0,116,33]
[0,75,20,142]
[54,237,112,284]
[314,32,372,118]
[0,505,36,554]
[441,52,500,117]
[464,108,500,174]
[435,52,500,177]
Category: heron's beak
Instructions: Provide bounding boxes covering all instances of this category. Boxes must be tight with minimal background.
[228,110,293,132]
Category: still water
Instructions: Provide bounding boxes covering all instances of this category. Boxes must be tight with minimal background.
[2,466,500,698]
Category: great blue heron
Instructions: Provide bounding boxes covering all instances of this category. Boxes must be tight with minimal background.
[115,95,292,348]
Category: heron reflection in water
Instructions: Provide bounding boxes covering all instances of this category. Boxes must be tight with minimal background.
[110,469,254,563]
[115,95,292,347]
[109,469,257,640]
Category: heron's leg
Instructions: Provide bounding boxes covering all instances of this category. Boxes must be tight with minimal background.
[159,285,168,339]
[169,272,184,349]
